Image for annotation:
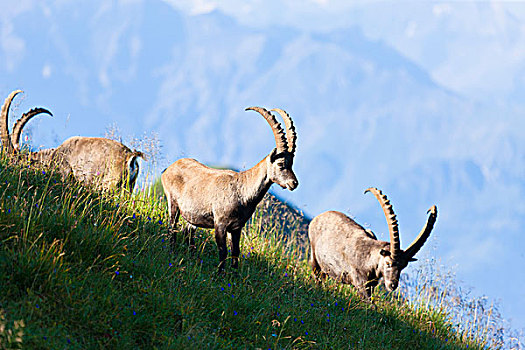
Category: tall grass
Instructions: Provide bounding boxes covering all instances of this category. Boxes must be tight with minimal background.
[398,256,524,349]
[2,124,521,349]
[0,152,481,349]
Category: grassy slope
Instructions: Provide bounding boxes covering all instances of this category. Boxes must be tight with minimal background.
[0,158,481,349]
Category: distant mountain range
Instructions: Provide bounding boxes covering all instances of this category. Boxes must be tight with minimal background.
[1,1,523,330]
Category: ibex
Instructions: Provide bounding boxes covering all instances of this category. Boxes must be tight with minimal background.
[161,107,298,272]
[1,90,143,191]
[308,188,437,299]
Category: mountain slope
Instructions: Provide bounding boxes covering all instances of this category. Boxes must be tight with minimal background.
[0,156,480,348]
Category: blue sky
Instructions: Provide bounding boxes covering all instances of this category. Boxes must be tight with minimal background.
[1,0,524,334]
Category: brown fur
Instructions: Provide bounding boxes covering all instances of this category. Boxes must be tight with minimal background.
[308,189,437,299]
[162,107,298,272]
[1,90,142,191]
[32,137,142,191]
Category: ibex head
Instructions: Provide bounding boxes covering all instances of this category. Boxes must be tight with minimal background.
[1,90,53,154]
[245,107,298,191]
[365,187,438,292]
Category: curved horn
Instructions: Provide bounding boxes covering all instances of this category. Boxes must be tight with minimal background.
[365,187,401,258]
[404,205,438,259]
[11,107,53,151]
[271,108,297,156]
[245,107,287,152]
[1,90,23,153]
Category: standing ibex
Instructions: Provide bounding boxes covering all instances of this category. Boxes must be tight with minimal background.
[161,107,298,272]
[1,90,143,191]
[308,188,437,299]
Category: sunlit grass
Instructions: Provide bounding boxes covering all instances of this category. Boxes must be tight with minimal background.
[0,153,489,349]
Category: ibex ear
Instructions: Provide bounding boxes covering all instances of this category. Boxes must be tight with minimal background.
[380,249,391,257]
[270,148,279,162]
[409,257,418,262]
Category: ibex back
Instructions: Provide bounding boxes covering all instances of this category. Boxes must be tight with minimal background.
[1,90,143,191]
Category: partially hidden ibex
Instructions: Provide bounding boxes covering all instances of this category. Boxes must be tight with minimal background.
[162,107,298,272]
[308,188,437,299]
[1,90,143,191]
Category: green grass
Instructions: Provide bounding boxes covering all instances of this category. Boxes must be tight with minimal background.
[0,156,484,349]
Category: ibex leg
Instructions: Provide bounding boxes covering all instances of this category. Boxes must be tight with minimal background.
[230,229,241,269]
[168,199,180,250]
[214,224,228,273]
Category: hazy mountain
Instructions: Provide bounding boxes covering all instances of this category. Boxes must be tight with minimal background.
[1,0,523,330]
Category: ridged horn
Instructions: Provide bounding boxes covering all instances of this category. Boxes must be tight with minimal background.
[1,90,23,153]
[245,107,287,152]
[404,205,438,259]
[365,187,401,258]
[271,108,297,156]
[11,107,53,151]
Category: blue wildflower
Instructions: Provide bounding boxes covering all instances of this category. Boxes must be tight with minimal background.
[115,271,119,275]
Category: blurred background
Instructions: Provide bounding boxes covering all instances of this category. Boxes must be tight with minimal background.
[1,0,524,337]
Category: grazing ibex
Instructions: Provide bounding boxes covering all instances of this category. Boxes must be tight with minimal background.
[308,188,437,299]
[1,90,143,191]
[162,107,298,272]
